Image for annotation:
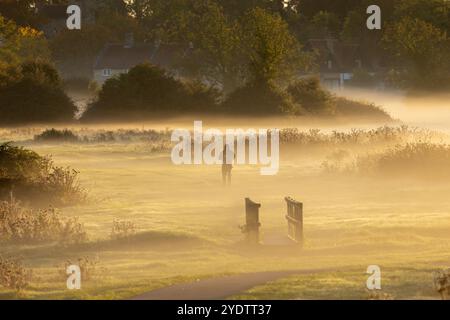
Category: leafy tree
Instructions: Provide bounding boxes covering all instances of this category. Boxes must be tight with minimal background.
[240,8,312,84]
[0,0,40,27]
[383,17,450,89]
[156,0,243,93]
[82,63,219,121]
[0,61,77,124]
[394,0,449,33]
[0,15,51,64]
[125,0,154,21]
[309,10,340,37]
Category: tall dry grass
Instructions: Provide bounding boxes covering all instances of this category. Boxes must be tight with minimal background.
[0,197,86,244]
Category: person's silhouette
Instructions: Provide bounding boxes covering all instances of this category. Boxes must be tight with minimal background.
[221,145,233,186]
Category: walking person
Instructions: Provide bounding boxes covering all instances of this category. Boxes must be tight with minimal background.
[221,145,234,186]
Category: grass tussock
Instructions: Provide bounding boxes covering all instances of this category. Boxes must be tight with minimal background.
[31,128,172,144]
[0,197,87,244]
[0,257,32,293]
[0,143,87,206]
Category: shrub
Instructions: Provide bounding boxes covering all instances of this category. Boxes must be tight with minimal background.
[0,143,87,206]
[287,77,335,115]
[111,219,137,240]
[0,257,32,292]
[182,80,222,112]
[0,61,76,125]
[34,129,79,143]
[82,63,219,121]
[0,197,87,244]
[222,80,301,115]
[334,97,391,121]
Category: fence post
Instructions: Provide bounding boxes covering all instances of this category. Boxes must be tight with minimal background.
[241,198,261,244]
[285,197,304,246]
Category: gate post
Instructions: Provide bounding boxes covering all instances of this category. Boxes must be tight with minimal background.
[241,198,261,244]
[285,197,304,246]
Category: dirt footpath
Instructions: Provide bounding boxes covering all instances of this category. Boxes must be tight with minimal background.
[132,269,332,300]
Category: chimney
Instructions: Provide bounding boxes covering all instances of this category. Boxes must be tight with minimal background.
[124,33,134,48]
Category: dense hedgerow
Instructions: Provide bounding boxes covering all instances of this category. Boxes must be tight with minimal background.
[222,80,302,115]
[34,128,79,143]
[81,63,221,121]
[0,143,86,206]
[0,62,77,125]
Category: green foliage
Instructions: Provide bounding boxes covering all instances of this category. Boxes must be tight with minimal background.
[0,143,87,206]
[82,63,219,121]
[394,0,450,33]
[287,78,335,115]
[287,78,390,118]
[174,0,243,93]
[145,2,312,90]
[0,15,50,64]
[0,61,76,125]
[334,97,391,121]
[383,17,450,89]
[222,80,300,115]
[182,80,222,112]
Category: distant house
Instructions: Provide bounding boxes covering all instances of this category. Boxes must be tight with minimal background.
[307,38,365,90]
[93,34,188,86]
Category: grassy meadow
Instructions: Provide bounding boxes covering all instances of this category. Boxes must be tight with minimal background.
[0,118,449,300]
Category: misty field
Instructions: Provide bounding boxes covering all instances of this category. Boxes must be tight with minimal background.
[1,116,450,299]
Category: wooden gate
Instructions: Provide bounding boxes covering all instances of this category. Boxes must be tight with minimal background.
[241,198,261,244]
[285,197,303,245]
